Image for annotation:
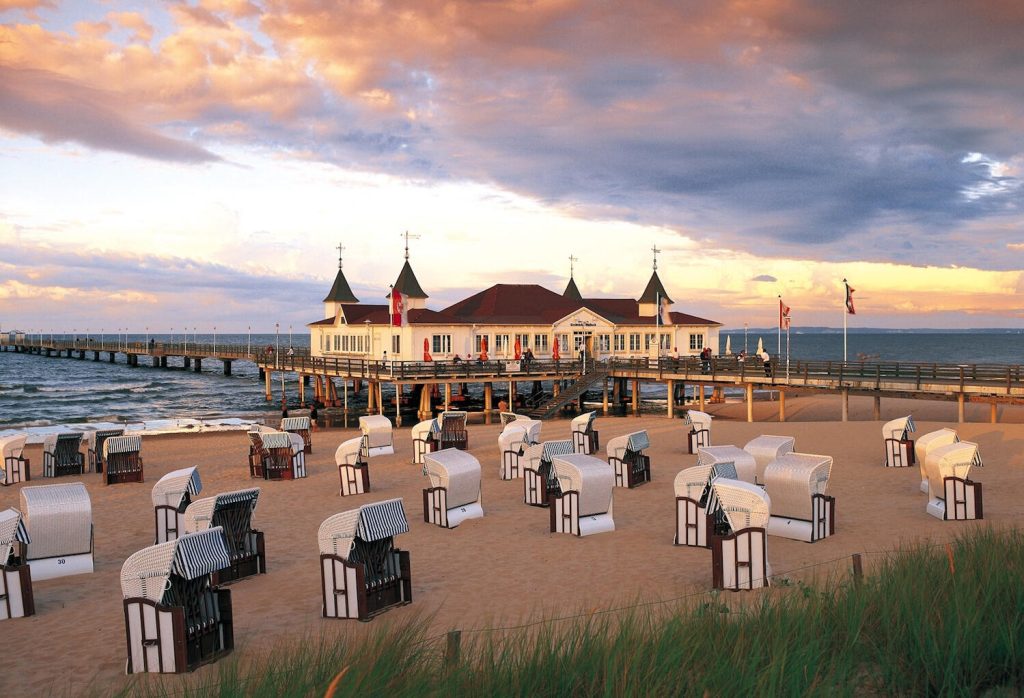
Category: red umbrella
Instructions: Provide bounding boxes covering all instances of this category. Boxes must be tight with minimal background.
[552,337,560,360]
[514,337,522,360]
[480,336,489,361]
[423,337,432,361]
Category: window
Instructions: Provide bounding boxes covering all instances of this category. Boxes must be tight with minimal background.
[614,334,625,352]
[333,335,340,351]
[474,335,487,353]
[432,334,452,354]
[597,334,611,352]
[516,333,530,349]
[629,333,641,351]
[644,333,656,350]
[392,335,401,354]
[660,334,672,350]
[319,333,324,351]
[535,334,549,352]
[573,334,586,352]
[557,334,570,353]
[689,334,704,351]
[495,334,510,354]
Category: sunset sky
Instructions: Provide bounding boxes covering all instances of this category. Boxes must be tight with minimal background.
[1,0,1022,334]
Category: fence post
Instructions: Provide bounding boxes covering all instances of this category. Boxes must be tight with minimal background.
[446,629,462,668]
[851,553,863,584]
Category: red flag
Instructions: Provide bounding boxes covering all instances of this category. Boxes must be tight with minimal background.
[552,337,560,360]
[423,337,432,361]
[390,287,407,327]
[779,299,791,329]
[514,337,522,360]
[844,280,856,315]
[479,335,489,361]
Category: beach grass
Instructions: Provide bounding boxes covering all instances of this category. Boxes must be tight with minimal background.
[113,526,1024,697]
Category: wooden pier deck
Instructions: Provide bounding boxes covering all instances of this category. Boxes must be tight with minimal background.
[4,337,1023,424]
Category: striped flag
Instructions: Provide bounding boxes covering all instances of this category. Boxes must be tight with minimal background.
[779,299,791,329]
[844,279,856,315]
[390,287,408,327]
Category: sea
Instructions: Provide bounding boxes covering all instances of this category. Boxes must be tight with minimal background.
[1,331,1021,437]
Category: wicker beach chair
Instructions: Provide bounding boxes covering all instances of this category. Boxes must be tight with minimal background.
[570,411,600,455]
[152,466,203,544]
[411,419,438,465]
[248,429,305,480]
[925,441,983,521]
[606,430,652,488]
[318,498,412,621]
[548,454,615,536]
[0,434,30,485]
[359,415,395,457]
[0,508,34,620]
[707,478,772,590]
[523,440,575,506]
[763,453,835,542]
[183,488,265,584]
[673,463,720,548]
[42,431,85,478]
[743,435,795,484]
[336,436,370,496]
[103,434,144,485]
[697,445,757,484]
[281,416,312,454]
[85,428,124,473]
[437,410,469,450]
[20,482,94,580]
[684,410,713,453]
[915,428,959,494]
[422,448,484,528]
[882,416,916,467]
[121,528,234,673]
[498,419,541,480]
[499,412,525,426]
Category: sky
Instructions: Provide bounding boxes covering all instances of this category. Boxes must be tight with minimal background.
[1,0,1022,334]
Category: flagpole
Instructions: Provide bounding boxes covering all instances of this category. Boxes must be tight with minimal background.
[786,322,790,380]
[777,295,782,357]
[843,285,847,363]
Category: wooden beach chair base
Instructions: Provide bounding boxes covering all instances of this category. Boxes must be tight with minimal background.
[549,491,615,537]
[766,494,836,543]
[320,550,412,621]
[687,429,710,454]
[106,454,144,485]
[711,528,769,591]
[675,496,711,548]
[927,478,983,520]
[0,562,35,620]
[2,456,30,485]
[211,531,266,585]
[572,431,599,455]
[339,463,370,496]
[884,438,915,467]
[523,467,550,507]
[123,590,233,674]
[501,451,523,480]
[422,487,483,528]
[154,505,188,544]
[610,454,651,488]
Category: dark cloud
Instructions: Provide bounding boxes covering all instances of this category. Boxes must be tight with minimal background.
[751,275,777,283]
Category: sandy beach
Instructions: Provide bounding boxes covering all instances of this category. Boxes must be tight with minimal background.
[4,394,1024,696]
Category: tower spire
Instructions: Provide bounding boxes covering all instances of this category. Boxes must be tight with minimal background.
[337,242,345,269]
[569,254,578,278]
[402,231,421,261]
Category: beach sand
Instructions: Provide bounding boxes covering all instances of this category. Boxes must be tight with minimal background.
[4,394,1024,695]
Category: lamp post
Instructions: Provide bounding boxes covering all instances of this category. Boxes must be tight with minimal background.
[247,325,251,357]
[276,322,284,401]
[213,326,217,355]
[289,325,292,350]
[146,326,149,344]
[744,323,748,354]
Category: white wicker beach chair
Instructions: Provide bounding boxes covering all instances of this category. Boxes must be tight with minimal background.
[248,429,305,480]
[684,410,713,453]
[422,448,484,528]
[336,436,370,496]
[673,463,717,548]
[359,415,395,457]
[0,434,30,486]
[318,498,412,620]
[152,466,203,544]
[763,453,835,542]
[881,415,916,467]
[570,411,600,455]
[121,528,233,673]
[549,454,615,536]
[498,419,542,480]
[697,445,757,484]
[20,482,94,580]
[281,416,313,454]
[183,488,265,584]
[925,441,983,521]
[743,435,795,484]
[914,428,959,494]
[85,428,124,473]
[707,478,772,590]
[0,507,34,620]
[411,419,437,465]
[522,440,575,506]
[437,410,469,450]
[606,430,651,488]
[103,434,144,485]
[499,412,526,426]
[42,431,85,478]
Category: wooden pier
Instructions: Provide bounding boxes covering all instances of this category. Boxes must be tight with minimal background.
[4,337,1023,425]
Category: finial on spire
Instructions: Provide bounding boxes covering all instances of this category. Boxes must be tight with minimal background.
[651,244,661,271]
[337,242,345,269]
[569,254,578,277]
[402,231,421,261]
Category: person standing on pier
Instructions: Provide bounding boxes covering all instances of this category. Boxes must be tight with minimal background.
[761,349,772,377]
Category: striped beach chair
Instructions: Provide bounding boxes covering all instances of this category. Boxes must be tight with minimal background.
[707,478,772,591]
[184,488,265,584]
[1,434,30,485]
[42,432,85,478]
[548,454,616,536]
[86,428,124,473]
[925,441,983,521]
[318,498,412,620]
[121,528,234,673]
[20,482,94,580]
[606,430,651,488]
[675,461,739,548]
[523,440,575,506]
[763,453,835,543]
[281,416,312,454]
[697,445,757,484]
[248,429,305,480]
[0,507,34,620]
[104,434,144,485]
[152,466,203,544]
[914,428,959,493]
[422,448,484,528]
[570,411,599,455]
[882,415,916,468]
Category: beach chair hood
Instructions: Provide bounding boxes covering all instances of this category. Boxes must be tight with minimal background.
[0,434,27,459]
[359,415,393,450]
[684,410,713,431]
[0,507,30,566]
[104,434,142,459]
[697,445,757,484]
[763,453,833,521]
[281,416,311,432]
[571,411,596,433]
[424,449,481,508]
[674,464,716,500]
[317,498,409,559]
[708,478,771,531]
[184,488,261,533]
[20,482,92,559]
[412,419,437,441]
[335,437,362,466]
[606,430,649,459]
[882,416,916,441]
[151,466,203,508]
[120,528,232,603]
[927,441,982,495]
[551,454,614,516]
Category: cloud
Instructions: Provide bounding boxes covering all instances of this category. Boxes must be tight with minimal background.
[751,275,777,283]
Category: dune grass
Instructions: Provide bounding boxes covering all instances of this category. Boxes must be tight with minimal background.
[115,527,1024,697]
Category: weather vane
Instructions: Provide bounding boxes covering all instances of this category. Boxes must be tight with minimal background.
[651,244,661,271]
[401,231,421,260]
[569,254,578,277]
[336,242,345,269]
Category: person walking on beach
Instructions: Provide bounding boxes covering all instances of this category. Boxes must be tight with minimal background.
[281,400,289,418]
[309,402,319,432]
[761,350,772,377]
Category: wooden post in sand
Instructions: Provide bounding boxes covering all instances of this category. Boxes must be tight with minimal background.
[444,383,451,411]
[698,384,705,410]
[990,402,998,424]
[395,384,402,427]
[957,393,965,423]
[367,381,377,412]
[299,376,305,404]
[666,380,674,418]
[841,389,849,422]
[602,379,609,415]
[264,368,272,401]
[779,389,786,422]
[631,379,640,417]
[745,383,753,422]
[484,383,493,424]
[873,395,881,420]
